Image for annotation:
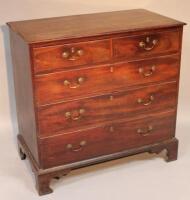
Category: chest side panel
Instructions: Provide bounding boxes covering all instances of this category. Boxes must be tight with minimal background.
[9,29,40,165]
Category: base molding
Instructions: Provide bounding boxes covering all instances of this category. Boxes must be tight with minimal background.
[17,134,178,196]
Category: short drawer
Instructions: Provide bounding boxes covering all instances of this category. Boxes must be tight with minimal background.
[35,55,179,105]
[38,82,177,137]
[113,30,180,60]
[40,111,176,168]
[33,40,111,74]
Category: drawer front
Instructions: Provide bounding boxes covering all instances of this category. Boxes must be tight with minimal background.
[40,111,176,168]
[35,55,179,105]
[113,30,180,60]
[38,82,177,137]
[33,40,111,74]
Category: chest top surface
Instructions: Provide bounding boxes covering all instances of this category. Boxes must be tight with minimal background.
[7,9,185,43]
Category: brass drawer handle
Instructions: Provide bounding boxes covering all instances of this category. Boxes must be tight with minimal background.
[64,77,85,89]
[139,65,156,77]
[62,47,84,61]
[137,125,153,136]
[66,140,87,152]
[65,108,85,121]
[137,95,154,106]
[139,37,158,51]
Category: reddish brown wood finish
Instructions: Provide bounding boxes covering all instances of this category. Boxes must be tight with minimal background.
[40,111,176,168]
[9,29,39,164]
[7,9,185,195]
[149,136,178,162]
[33,40,111,74]
[35,55,179,105]
[38,82,177,137]
[7,9,185,43]
[17,134,179,196]
[113,30,180,60]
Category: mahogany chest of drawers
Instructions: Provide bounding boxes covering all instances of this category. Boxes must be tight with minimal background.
[7,9,186,195]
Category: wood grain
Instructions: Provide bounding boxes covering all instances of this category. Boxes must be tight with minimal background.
[9,29,40,164]
[37,82,177,137]
[113,30,180,60]
[35,55,180,105]
[33,39,111,74]
[7,9,185,43]
[18,133,179,195]
[40,111,176,168]
[7,9,185,195]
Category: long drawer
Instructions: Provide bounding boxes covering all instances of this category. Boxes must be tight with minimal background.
[40,111,176,168]
[38,82,177,137]
[35,55,179,105]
